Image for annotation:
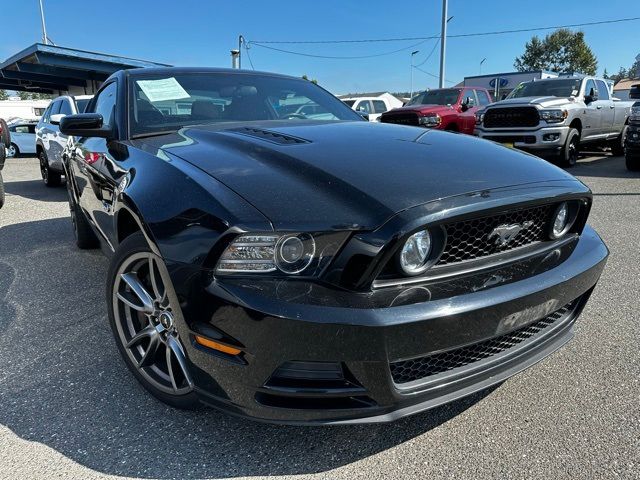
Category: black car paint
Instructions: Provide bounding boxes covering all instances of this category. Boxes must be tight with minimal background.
[62,67,608,424]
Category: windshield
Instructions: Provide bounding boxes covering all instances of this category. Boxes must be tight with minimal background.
[129,72,361,136]
[507,79,582,99]
[406,89,461,106]
[343,100,356,107]
[75,98,91,113]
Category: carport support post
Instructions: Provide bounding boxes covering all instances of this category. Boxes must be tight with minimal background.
[438,0,448,88]
[39,0,48,45]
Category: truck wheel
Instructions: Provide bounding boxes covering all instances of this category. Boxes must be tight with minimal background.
[7,143,18,158]
[0,119,9,146]
[610,125,627,157]
[558,128,580,168]
[626,154,640,172]
[39,150,62,187]
[0,171,4,209]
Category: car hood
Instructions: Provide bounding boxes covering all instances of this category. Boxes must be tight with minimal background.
[384,104,454,115]
[134,121,575,230]
[489,96,575,108]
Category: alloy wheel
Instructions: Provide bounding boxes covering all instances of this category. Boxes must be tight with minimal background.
[7,144,16,158]
[568,136,578,166]
[112,252,193,395]
[39,153,49,183]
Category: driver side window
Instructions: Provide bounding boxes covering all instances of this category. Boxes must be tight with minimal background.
[355,100,371,114]
[93,83,117,128]
[584,79,597,99]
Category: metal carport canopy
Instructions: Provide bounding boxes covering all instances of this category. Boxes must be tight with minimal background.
[0,43,171,95]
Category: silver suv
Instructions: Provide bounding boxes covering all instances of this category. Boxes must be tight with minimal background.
[36,95,92,186]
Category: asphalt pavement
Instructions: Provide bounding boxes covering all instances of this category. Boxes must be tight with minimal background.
[0,155,638,480]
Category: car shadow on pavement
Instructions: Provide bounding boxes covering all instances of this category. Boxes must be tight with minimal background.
[2,179,67,203]
[572,154,638,179]
[0,217,499,479]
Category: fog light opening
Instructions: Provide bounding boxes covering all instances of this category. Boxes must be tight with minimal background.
[543,133,560,142]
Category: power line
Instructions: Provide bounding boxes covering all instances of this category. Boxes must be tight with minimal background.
[414,39,440,67]
[243,42,255,70]
[412,65,455,84]
[249,39,432,60]
[248,16,640,45]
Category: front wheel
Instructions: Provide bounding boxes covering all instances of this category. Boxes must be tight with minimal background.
[7,143,18,158]
[39,150,62,187]
[557,128,580,168]
[610,125,628,157]
[107,232,200,409]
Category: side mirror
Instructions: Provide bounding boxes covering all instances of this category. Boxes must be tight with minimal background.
[50,113,66,125]
[357,111,369,121]
[460,103,469,112]
[585,88,598,104]
[59,114,111,138]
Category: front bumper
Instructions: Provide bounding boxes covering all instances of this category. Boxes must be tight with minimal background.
[169,226,607,424]
[475,125,570,153]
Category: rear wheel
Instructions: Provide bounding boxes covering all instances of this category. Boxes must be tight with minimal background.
[557,128,580,168]
[39,150,62,187]
[611,125,628,157]
[0,171,5,209]
[107,232,200,409]
[0,119,9,146]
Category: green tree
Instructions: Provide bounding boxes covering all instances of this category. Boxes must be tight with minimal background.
[602,68,609,79]
[514,29,597,75]
[302,74,318,85]
[0,90,8,101]
[629,57,640,78]
[17,91,31,100]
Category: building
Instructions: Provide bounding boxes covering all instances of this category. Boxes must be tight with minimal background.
[0,99,51,121]
[461,70,558,100]
[612,78,640,101]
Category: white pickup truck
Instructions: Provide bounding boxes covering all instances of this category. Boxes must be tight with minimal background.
[475,76,633,167]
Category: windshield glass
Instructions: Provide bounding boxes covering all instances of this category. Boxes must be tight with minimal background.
[508,79,582,99]
[129,72,361,136]
[406,89,461,106]
[75,98,91,113]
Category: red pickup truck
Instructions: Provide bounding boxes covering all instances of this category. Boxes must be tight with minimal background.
[380,87,493,134]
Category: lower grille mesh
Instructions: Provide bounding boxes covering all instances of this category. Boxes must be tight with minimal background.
[390,300,576,385]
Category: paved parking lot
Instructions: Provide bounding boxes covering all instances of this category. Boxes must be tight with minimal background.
[0,155,638,480]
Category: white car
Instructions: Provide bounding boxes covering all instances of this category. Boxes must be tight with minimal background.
[35,95,92,186]
[6,121,37,157]
[341,96,403,122]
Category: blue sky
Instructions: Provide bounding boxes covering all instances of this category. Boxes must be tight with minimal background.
[3,0,639,94]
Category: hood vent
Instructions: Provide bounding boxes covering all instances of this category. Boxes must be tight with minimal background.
[228,127,310,145]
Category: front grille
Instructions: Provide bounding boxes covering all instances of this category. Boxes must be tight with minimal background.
[390,300,576,385]
[380,112,420,126]
[484,107,539,128]
[484,135,536,144]
[436,203,553,265]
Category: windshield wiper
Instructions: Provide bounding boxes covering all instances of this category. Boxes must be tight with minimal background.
[130,130,178,139]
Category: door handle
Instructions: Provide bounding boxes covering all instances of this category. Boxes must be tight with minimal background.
[596,105,602,109]
[609,105,615,109]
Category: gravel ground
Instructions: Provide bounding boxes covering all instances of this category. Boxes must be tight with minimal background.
[0,155,638,480]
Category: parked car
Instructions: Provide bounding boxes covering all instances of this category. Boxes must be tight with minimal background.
[379,87,493,134]
[6,121,37,157]
[0,118,8,209]
[624,84,640,171]
[475,76,633,167]
[59,67,607,424]
[35,94,93,186]
[341,95,401,121]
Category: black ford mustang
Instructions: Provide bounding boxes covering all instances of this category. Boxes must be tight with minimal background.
[59,67,608,424]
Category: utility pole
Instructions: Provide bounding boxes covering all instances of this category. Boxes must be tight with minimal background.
[238,35,244,69]
[38,0,48,45]
[438,0,448,88]
[230,50,240,69]
[410,50,419,100]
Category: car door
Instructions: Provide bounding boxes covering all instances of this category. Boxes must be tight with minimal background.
[70,82,120,245]
[51,98,74,163]
[41,99,60,156]
[459,89,479,133]
[581,79,602,140]
[11,124,34,154]
[594,79,615,138]
[354,100,372,118]
[371,100,388,122]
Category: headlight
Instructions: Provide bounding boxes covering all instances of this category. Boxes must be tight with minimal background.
[475,111,485,125]
[540,109,568,123]
[215,232,346,276]
[399,230,432,275]
[630,106,640,122]
[549,202,575,239]
[418,114,441,127]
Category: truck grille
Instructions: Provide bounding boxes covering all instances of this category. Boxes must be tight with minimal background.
[389,299,577,385]
[380,113,420,126]
[436,203,553,265]
[484,107,539,128]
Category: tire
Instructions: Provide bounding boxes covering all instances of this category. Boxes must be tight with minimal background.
[0,119,9,146]
[107,232,200,410]
[39,149,62,187]
[7,143,18,158]
[611,125,628,157]
[0,171,5,209]
[558,128,580,168]
[626,153,640,171]
[66,178,99,249]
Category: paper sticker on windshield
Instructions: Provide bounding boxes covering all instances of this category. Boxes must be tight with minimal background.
[571,89,578,96]
[137,77,190,102]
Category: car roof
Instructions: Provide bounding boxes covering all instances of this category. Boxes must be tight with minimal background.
[119,66,298,81]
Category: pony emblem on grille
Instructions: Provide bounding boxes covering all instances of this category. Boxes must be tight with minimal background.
[488,221,534,246]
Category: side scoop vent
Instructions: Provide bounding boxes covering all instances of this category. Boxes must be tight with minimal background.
[228,127,310,145]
